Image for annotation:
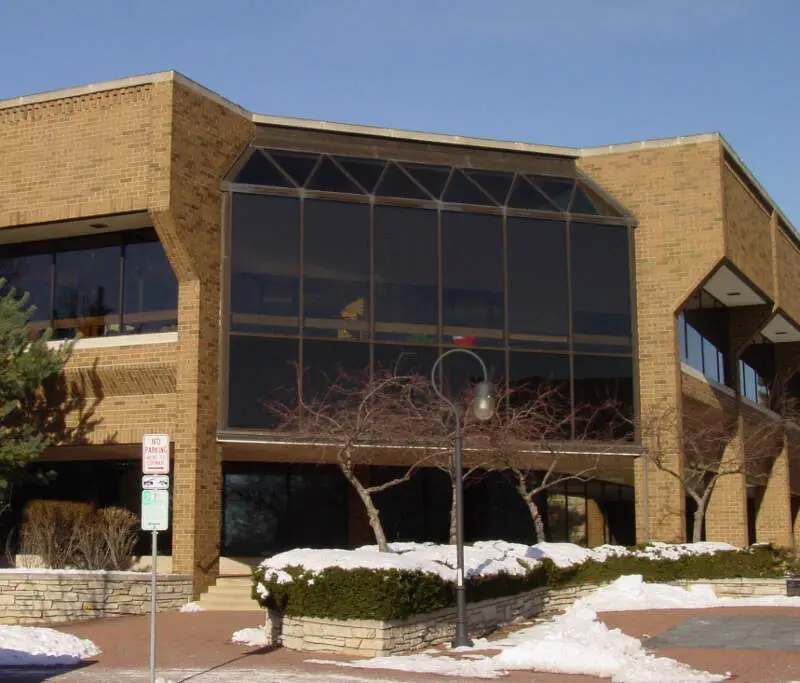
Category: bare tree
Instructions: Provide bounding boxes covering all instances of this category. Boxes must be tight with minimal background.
[481,382,625,542]
[641,401,788,543]
[268,367,446,552]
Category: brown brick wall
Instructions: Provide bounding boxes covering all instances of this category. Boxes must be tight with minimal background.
[776,230,800,323]
[722,163,774,299]
[0,85,171,227]
[580,141,726,542]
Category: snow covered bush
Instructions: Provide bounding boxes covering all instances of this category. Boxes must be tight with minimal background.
[253,541,795,621]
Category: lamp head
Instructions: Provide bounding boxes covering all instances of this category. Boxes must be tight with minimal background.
[472,380,496,421]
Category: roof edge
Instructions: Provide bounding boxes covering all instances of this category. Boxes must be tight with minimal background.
[578,132,721,156]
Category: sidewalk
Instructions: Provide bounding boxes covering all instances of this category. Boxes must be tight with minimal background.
[3,607,800,682]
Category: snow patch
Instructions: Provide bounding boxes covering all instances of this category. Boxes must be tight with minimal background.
[232,627,268,647]
[179,601,206,613]
[0,626,100,667]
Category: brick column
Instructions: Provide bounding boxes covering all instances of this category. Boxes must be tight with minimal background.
[705,416,748,546]
[585,498,607,547]
[754,429,793,547]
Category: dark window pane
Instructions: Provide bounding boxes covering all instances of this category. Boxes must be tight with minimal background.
[228,336,299,429]
[573,355,634,440]
[372,344,438,378]
[306,157,364,194]
[335,157,387,193]
[0,253,52,332]
[443,170,496,206]
[464,170,515,206]
[441,348,505,401]
[230,194,300,334]
[235,150,293,187]
[303,200,370,339]
[268,150,319,187]
[508,175,557,211]
[442,212,503,346]
[402,163,451,199]
[570,186,601,215]
[570,223,632,340]
[507,218,568,345]
[222,465,289,556]
[376,163,431,199]
[288,466,348,549]
[532,176,574,211]
[373,206,438,343]
[53,245,121,338]
[509,352,570,424]
[678,315,688,362]
[302,340,370,403]
[123,241,177,333]
[686,322,703,371]
[702,339,721,383]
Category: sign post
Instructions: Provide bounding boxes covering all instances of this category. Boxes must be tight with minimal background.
[142,435,170,683]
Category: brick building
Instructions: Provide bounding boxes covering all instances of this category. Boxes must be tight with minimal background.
[1,71,799,596]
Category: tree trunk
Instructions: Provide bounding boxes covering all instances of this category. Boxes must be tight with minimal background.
[341,465,389,551]
[526,499,546,543]
[692,501,706,543]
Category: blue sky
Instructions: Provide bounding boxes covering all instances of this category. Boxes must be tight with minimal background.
[3,0,799,221]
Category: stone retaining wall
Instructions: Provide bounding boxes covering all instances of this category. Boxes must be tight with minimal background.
[0,571,192,624]
[265,578,787,656]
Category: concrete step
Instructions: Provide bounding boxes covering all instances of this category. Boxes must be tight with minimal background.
[197,576,262,611]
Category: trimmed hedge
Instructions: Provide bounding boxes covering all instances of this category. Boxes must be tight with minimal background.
[253,545,795,621]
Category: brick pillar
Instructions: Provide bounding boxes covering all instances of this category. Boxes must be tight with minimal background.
[171,278,223,598]
[705,416,748,546]
[754,431,792,547]
[586,498,607,547]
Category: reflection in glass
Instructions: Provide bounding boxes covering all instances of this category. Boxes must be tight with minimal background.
[570,223,632,343]
[509,352,570,425]
[533,176,574,210]
[573,355,634,439]
[123,241,177,333]
[507,218,568,346]
[0,254,52,333]
[228,336,299,429]
[441,348,504,401]
[53,245,121,338]
[373,206,438,343]
[442,212,503,346]
[302,340,370,404]
[230,194,300,334]
[288,468,348,548]
[303,200,370,339]
[223,470,288,556]
[372,344,438,378]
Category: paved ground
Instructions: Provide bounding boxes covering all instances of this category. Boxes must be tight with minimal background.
[2,607,800,682]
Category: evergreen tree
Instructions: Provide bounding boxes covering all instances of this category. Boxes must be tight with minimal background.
[0,280,73,513]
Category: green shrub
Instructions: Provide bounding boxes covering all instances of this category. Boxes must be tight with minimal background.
[253,544,795,622]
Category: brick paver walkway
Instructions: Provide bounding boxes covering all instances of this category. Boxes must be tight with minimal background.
[2,607,800,682]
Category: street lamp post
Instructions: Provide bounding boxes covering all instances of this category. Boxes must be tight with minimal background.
[430,348,496,648]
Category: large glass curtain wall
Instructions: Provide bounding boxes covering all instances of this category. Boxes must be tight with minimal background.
[225,148,635,438]
[0,229,178,338]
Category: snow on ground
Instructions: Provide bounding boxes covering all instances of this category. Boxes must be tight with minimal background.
[311,573,800,682]
[0,625,100,667]
[258,539,737,586]
[179,601,206,613]
[232,627,269,647]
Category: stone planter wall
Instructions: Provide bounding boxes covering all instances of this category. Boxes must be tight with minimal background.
[265,577,788,656]
[0,571,192,625]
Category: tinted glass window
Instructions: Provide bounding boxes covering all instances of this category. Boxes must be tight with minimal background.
[509,350,570,398]
[372,344,438,378]
[288,466,348,548]
[123,241,177,333]
[0,253,52,332]
[440,348,504,401]
[303,200,370,339]
[373,206,438,343]
[228,336,299,429]
[235,150,293,187]
[230,194,300,335]
[53,244,121,338]
[302,340,370,403]
[223,468,288,556]
[442,212,503,346]
[507,218,568,346]
[573,354,634,439]
[570,223,632,342]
